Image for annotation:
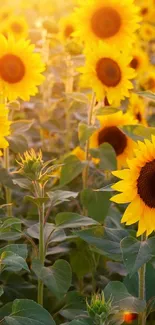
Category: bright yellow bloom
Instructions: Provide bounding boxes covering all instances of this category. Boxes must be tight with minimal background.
[0,35,45,101]
[130,46,149,77]
[139,23,155,42]
[73,0,140,48]
[139,68,155,92]
[137,0,154,22]
[90,111,137,169]
[0,6,13,23]
[59,15,76,43]
[127,93,147,126]
[0,104,11,155]
[3,16,29,40]
[80,42,135,105]
[71,146,85,161]
[111,136,155,236]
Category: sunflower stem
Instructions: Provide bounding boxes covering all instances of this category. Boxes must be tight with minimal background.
[4,147,12,218]
[138,233,147,325]
[82,92,96,215]
[65,54,74,153]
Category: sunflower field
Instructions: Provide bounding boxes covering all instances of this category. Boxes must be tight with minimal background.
[0,0,155,325]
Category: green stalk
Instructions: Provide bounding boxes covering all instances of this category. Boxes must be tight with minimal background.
[82,92,96,204]
[4,147,12,217]
[37,184,45,306]
[65,55,74,153]
[138,233,147,325]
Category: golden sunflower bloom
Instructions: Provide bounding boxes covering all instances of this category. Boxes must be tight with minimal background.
[137,0,154,22]
[90,111,137,169]
[80,43,135,105]
[3,16,29,40]
[128,93,147,126]
[130,46,149,77]
[139,69,155,92]
[0,6,13,23]
[0,35,45,101]
[73,0,140,47]
[71,146,85,161]
[139,23,155,42]
[0,104,11,154]
[111,136,155,237]
[59,15,76,43]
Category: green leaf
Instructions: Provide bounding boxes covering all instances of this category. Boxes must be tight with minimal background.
[56,212,99,229]
[1,218,22,231]
[78,123,96,144]
[13,178,32,190]
[32,259,72,299]
[0,287,4,297]
[121,125,155,141]
[60,156,84,186]
[24,196,49,207]
[121,236,154,276]
[8,135,28,154]
[146,297,155,317]
[70,241,95,279]
[137,91,155,101]
[1,251,29,272]
[4,299,55,325]
[80,189,111,222]
[0,244,27,259]
[11,120,34,135]
[90,143,117,170]
[59,291,86,320]
[104,281,146,313]
[0,167,15,189]
[47,190,78,207]
[66,320,93,325]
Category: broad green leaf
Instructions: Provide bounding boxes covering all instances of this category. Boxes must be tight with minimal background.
[80,189,111,222]
[60,156,84,186]
[104,281,146,313]
[0,232,21,241]
[13,178,32,190]
[0,302,13,319]
[0,244,27,259]
[32,259,72,299]
[4,299,55,325]
[27,222,55,243]
[121,125,155,141]
[8,135,28,154]
[59,291,86,320]
[121,236,154,276]
[1,251,29,272]
[0,167,15,189]
[11,120,34,135]
[70,241,95,279]
[1,218,22,231]
[0,287,4,297]
[137,91,155,100]
[90,143,117,170]
[47,190,78,207]
[78,123,96,144]
[56,212,99,228]
[66,319,93,325]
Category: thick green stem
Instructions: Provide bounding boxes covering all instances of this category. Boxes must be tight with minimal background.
[4,147,12,217]
[37,185,45,306]
[65,55,74,153]
[138,233,146,325]
[82,93,96,212]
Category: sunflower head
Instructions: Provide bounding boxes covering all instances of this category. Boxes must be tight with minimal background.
[90,111,137,169]
[130,46,149,77]
[139,23,155,42]
[17,149,43,181]
[2,16,29,40]
[139,69,155,92]
[59,15,76,43]
[80,42,135,105]
[0,104,11,153]
[128,93,147,126]
[111,136,155,236]
[0,35,45,101]
[74,0,141,48]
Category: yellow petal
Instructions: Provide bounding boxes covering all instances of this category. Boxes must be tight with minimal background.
[110,193,132,204]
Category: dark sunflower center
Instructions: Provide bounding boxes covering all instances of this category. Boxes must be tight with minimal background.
[0,54,25,83]
[96,58,121,87]
[141,7,148,15]
[64,24,74,38]
[148,77,155,90]
[91,6,121,39]
[137,160,155,208]
[98,126,127,156]
[136,112,142,122]
[104,96,110,106]
[130,57,139,70]
[11,22,23,33]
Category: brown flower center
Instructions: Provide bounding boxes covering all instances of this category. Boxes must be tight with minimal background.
[141,7,148,16]
[137,160,155,208]
[147,77,155,90]
[96,58,121,87]
[130,57,139,70]
[91,6,121,39]
[64,24,74,38]
[98,126,127,156]
[136,112,142,122]
[0,54,25,83]
[11,22,23,33]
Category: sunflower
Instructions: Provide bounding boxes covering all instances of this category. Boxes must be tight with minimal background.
[0,104,11,155]
[73,0,140,47]
[89,111,137,169]
[71,146,85,161]
[139,69,155,92]
[111,136,155,236]
[0,35,45,101]
[80,42,135,105]
[3,16,29,40]
[59,15,77,43]
[0,6,13,23]
[139,23,155,42]
[137,0,154,22]
[130,46,149,77]
[127,93,147,126]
